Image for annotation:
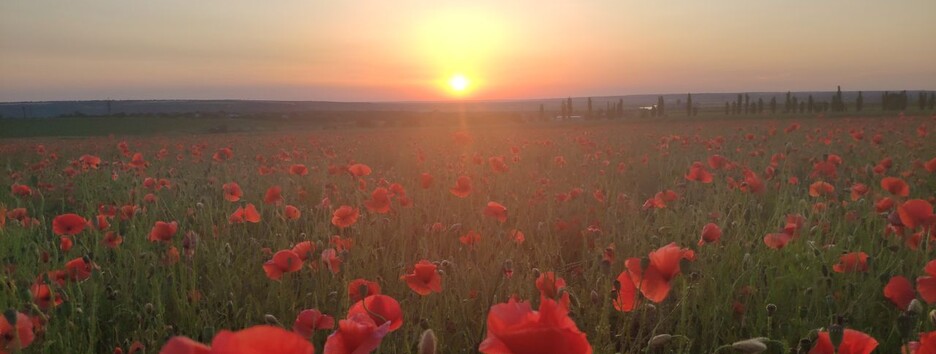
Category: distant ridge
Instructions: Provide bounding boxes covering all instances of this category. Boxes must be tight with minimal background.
[0,91,926,118]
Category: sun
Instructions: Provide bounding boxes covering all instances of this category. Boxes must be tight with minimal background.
[449,74,469,92]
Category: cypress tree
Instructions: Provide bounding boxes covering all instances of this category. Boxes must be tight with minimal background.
[687,93,693,116]
[769,97,777,114]
[657,96,665,117]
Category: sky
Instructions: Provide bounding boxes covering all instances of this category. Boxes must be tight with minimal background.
[1,0,934,102]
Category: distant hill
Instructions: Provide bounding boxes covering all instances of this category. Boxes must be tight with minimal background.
[0,91,925,118]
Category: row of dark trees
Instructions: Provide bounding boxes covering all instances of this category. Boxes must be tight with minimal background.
[543,88,934,121]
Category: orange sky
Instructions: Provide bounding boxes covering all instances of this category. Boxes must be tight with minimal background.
[1,1,934,101]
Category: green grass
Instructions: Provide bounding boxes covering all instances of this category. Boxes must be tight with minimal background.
[0,113,934,353]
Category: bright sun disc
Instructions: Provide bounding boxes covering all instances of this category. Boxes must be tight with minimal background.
[449,74,469,92]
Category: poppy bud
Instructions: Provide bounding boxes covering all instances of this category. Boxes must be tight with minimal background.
[731,338,768,353]
[144,303,154,314]
[440,260,452,269]
[299,232,307,238]
[647,334,672,348]
[908,299,923,315]
[532,268,541,279]
[766,304,777,317]
[898,312,914,340]
[828,323,844,350]
[196,202,204,209]
[419,318,430,330]
[264,314,281,326]
[418,329,437,354]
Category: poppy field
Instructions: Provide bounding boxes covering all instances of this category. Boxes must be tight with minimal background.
[1,114,936,354]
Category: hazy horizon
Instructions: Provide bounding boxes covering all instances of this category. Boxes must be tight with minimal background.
[2,0,935,102]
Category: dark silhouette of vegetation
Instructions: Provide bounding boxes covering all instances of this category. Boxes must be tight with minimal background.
[856,91,864,112]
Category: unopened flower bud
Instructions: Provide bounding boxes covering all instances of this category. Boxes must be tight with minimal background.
[647,334,672,348]
[908,299,923,315]
[732,338,768,353]
[264,314,281,326]
[418,329,437,354]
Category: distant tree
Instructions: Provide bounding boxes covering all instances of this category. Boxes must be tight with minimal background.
[807,95,815,113]
[587,97,593,119]
[539,104,545,120]
[856,91,864,112]
[920,92,927,111]
[769,97,777,114]
[831,86,845,112]
[744,94,750,114]
[757,98,764,114]
[567,97,573,118]
[725,102,730,115]
[791,96,799,113]
[736,94,743,114]
[686,93,693,116]
[930,92,935,110]
[617,98,624,117]
[560,100,567,119]
[784,91,792,113]
[657,96,665,116]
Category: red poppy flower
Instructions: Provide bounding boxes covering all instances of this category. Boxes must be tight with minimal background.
[685,161,714,183]
[809,181,835,197]
[809,328,877,354]
[881,177,910,197]
[925,157,936,173]
[348,279,381,302]
[347,163,372,177]
[30,282,63,310]
[508,229,525,245]
[484,202,508,222]
[0,311,35,352]
[102,231,123,249]
[291,241,316,261]
[832,252,869,273]
[622,243,694,303]
[401,260,443,295]
[289,164,308,176]
[918,331,936,354]
[489,156,510,173]
[229,203,261,224]
[128,152,147,168]
[364,187,391,214]
[293,309,335,338]
[899,199,934,230]
[159,325,314,354]
[11,184,33,198]
[323,313,390,354]
[478,297,592,354]
[331,206,359,228]
[282,205,301,221]
[450,175,472,198]
[613,262,640,312]
[764,232,793,249]
[263,250,303,280]
[876,197,895,213]
[264,185,283,205]
[222,182,243,202]
[64,257,93,282]
[459,230,481,247]
[708,154,729,169]
[52,213,88,236]
[850,183,869,201]
[321,248,342,274]
[60,236,74,252]
[419,173,433,189]
[535,272,567,300]
[149,221,179,242]
[884,275,915,310]
[698,223,722,246]
[917,260,936,304]
[348,294,403,332]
